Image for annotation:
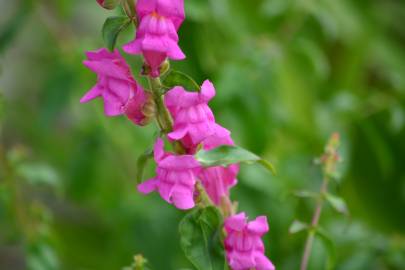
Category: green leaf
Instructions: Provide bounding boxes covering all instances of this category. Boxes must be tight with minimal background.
[102,16,132,51]
[324,193,348,215]
[292,190,320,199]
[162,70,200,92]
[0,0,33,54]
[16,162,60,188]
[289,220,309,234]
[315,227,336,270]
[195,145,276,175]
[179,206,225,270]
[136,149,153,184]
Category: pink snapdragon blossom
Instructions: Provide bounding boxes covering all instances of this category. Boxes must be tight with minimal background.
[224,213,275,270]
[164,80,219,152]
[137,138,201,210]
[80,48,150,125]
[123,0,185,77]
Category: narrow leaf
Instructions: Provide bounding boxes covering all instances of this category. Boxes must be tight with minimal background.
[102,16,132,51]
[179,206,225,270]
[289,220,309,234]
[292,190,320,199]
[324,193,348,215]
[195,145,276,175]
[136,149,153,184]
[162,70,200,92]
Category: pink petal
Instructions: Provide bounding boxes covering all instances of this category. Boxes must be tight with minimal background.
[159,155,200,169]
[80,84,103,103]
[168,125,188,140]
[137,178,158,194]
[247,216,269,235]
[153,138,165,161]
[171,187,195,210]
[254,253,275,270]
[225,212,247,232]
[200,80,216,102]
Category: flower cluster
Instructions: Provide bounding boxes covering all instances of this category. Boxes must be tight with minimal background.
[82,1,275,269]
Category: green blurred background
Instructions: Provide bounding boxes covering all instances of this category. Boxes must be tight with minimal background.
[1,0,405,269]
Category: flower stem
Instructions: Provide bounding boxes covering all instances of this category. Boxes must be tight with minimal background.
[147,76,185,154]
[300,176,329,270]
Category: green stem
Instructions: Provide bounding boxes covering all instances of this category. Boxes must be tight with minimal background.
[147,76,185,154]
[300,177,329,270]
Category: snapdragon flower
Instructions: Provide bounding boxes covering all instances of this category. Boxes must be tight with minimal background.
[123,0,185,77]
[81,48,150,125]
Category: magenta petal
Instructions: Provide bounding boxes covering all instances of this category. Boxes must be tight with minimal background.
[164,86,184,107]
[167,39,186,60]
[255,253,275,270]
[201,80,216,101]
[138,178,158,194]
[159,155,200,169]
[80,84,103,103]
[122,39,143,55]
[168,126,188,140]
[153,138,165,161]
[247,216,269,235]
[225,212,247,232]
[171,189,195,210]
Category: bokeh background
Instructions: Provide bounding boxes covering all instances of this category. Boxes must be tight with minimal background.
[1,0,405,269]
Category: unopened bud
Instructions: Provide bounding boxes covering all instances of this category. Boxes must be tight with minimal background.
[96,0,120,10]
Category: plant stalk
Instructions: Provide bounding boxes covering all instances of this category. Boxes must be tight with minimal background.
[300,177,329,270]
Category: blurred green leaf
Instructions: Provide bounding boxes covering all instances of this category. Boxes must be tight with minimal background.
[27,243,59,270]
[16,162,60,188]
[179,206,225,270]
[162,70,200,92]
[289,220,309,234]
[102,16,132,51]
[195,145,276,175]
[292,190,320,199]
[0,0,33,54]
[324,193,349,215]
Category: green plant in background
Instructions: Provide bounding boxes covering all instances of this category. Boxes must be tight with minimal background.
[289,133,347,270]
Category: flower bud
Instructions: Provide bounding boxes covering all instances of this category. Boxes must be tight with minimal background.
[96,0,120,10]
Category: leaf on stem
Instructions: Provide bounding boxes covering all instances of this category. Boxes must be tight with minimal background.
[195,145,276,175]
[289,220,309,234]
[292,190,320,199]
[102,16,132,51]
[162,70,200,92]
[324,193,349,215]
[179,206,225,270]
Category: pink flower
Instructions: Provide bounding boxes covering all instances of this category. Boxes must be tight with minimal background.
[137,138,201,210]
[81,48,150,125]
[199,164,238,205]
[164,80,218,152]
[224,213,275,270]
[123,0,185,77]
